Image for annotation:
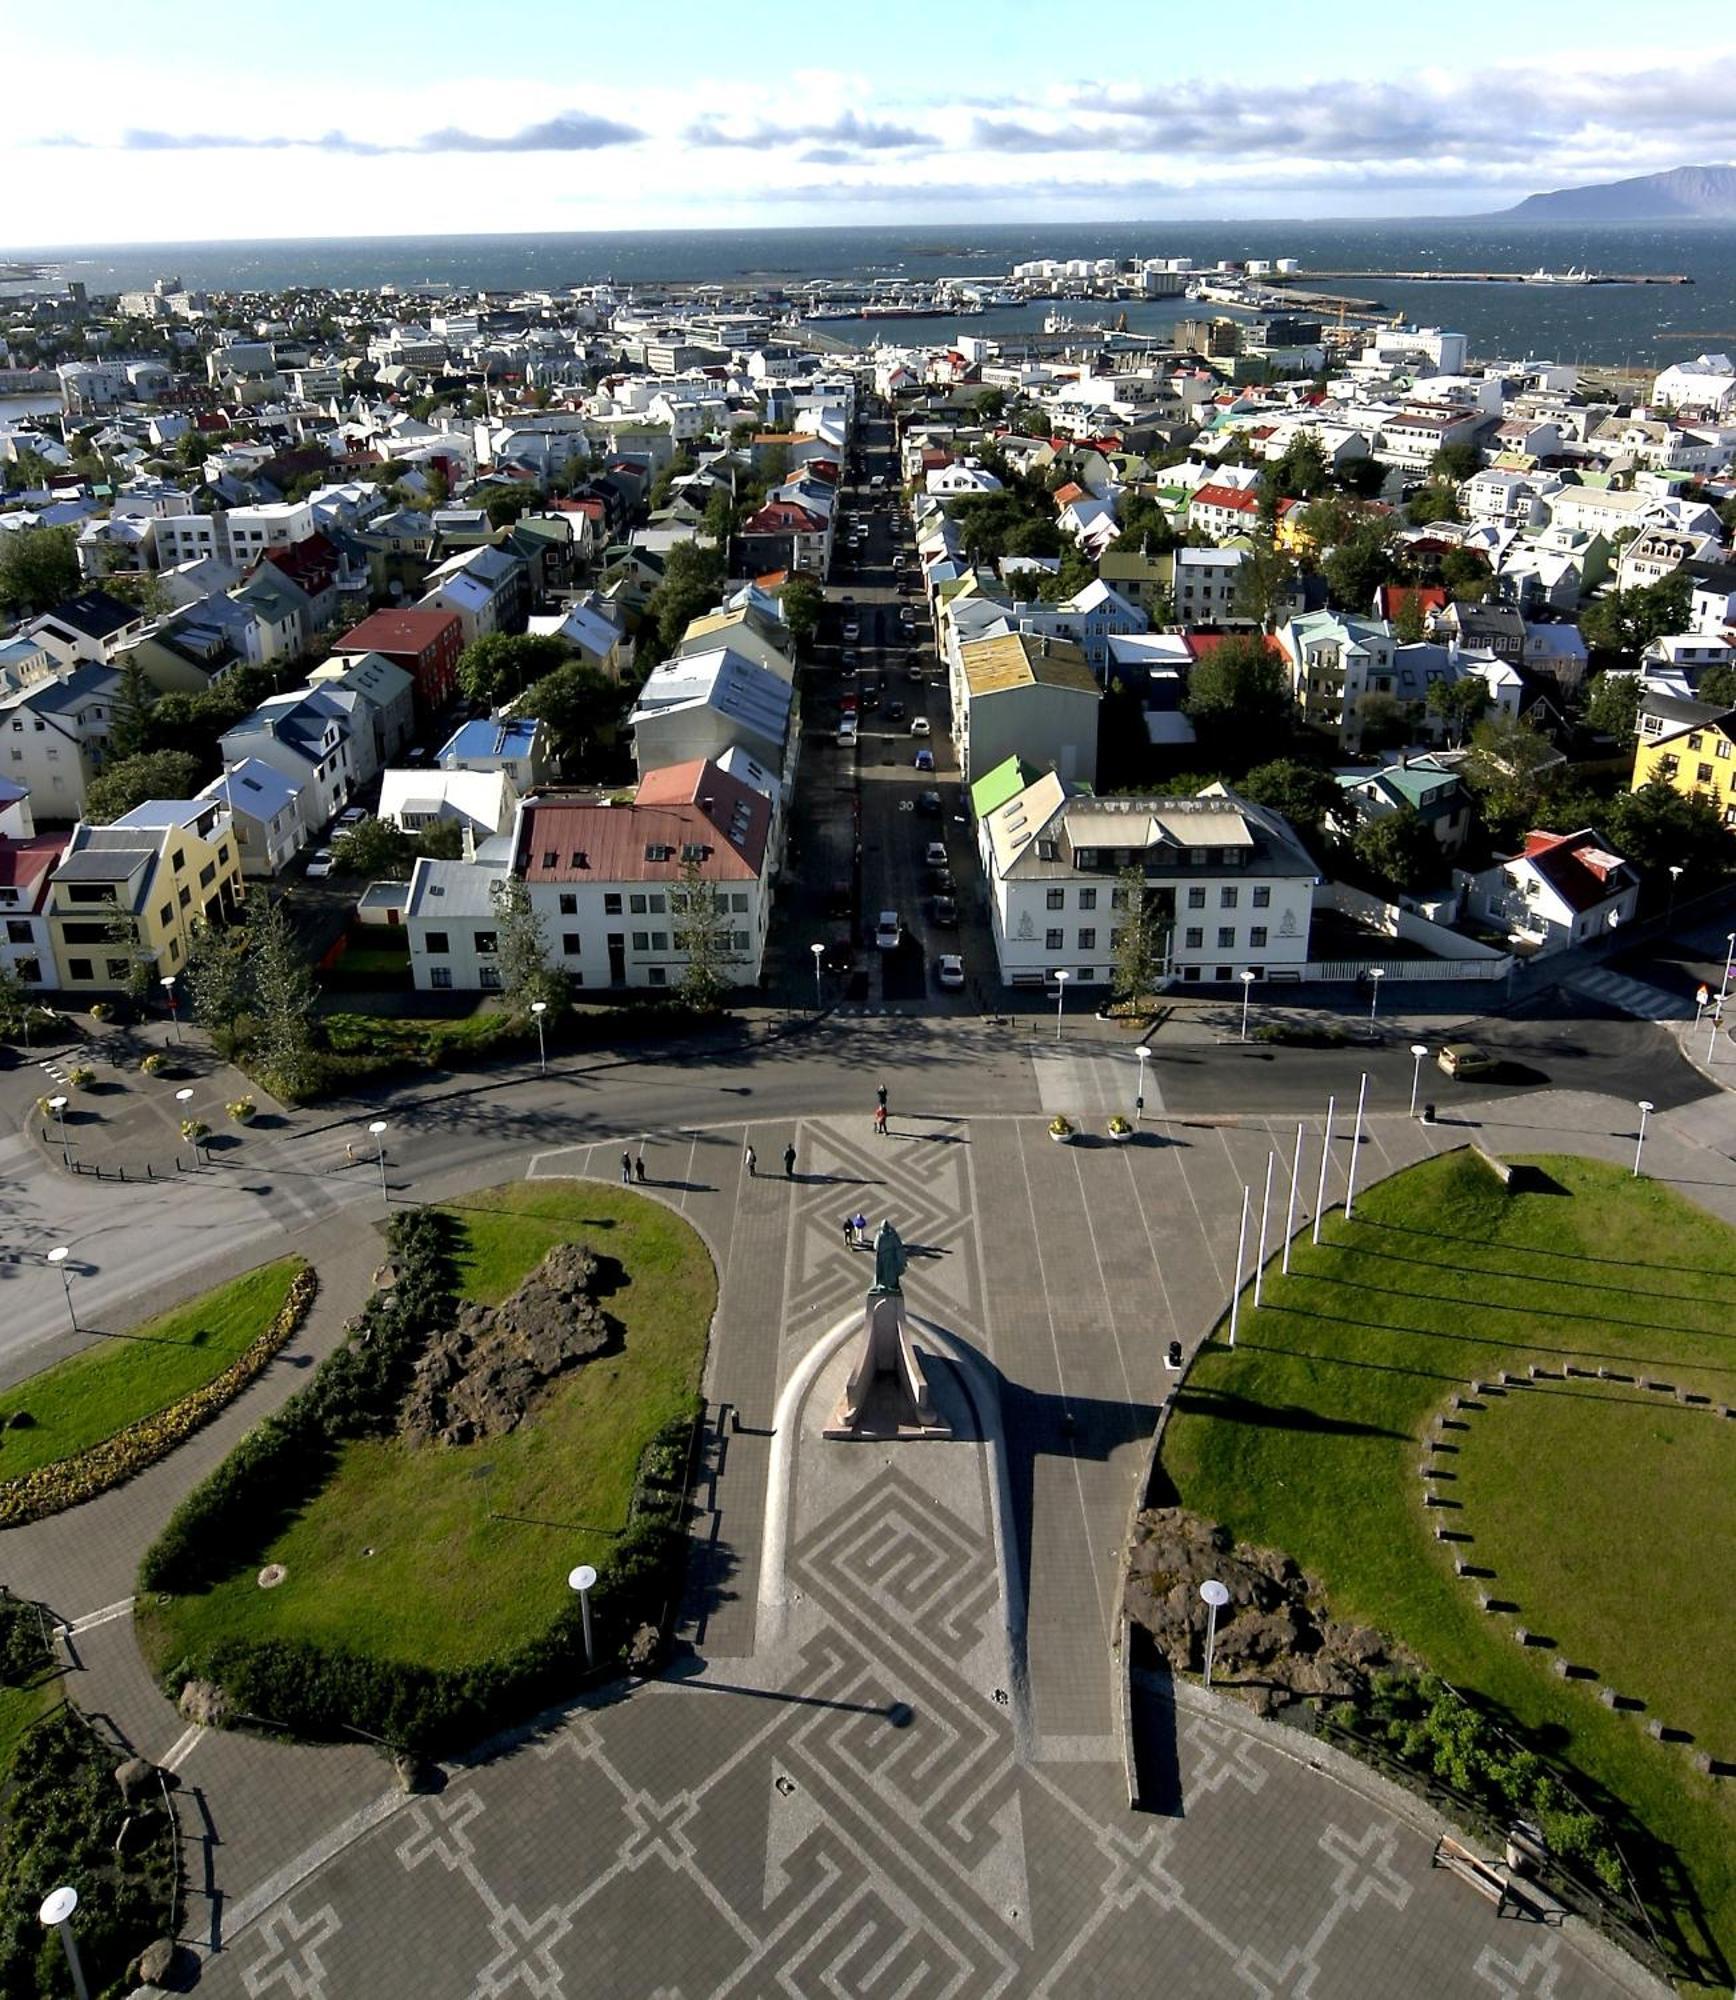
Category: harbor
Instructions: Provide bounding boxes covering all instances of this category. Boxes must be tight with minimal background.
[1274,268,1693,286]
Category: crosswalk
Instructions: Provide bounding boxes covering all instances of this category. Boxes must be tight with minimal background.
[1563,967,1694,1022]
[1029,1044,1164,1118]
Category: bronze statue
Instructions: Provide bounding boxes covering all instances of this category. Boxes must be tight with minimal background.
[872,1218,907,1294]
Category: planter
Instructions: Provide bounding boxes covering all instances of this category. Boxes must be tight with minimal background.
[1108,1126,1131,1144]
[1048,1122,1075,1144]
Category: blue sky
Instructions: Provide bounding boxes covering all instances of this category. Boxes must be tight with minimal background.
[5,0,1735,245]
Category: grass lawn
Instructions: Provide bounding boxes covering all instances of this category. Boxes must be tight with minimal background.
[0,1259,306,1481]
[141,1182,714,1673]
[1158,1148,1735,1974]
[0,1680,57,1791]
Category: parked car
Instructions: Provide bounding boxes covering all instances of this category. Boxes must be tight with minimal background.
[914,747,935,771]
[305,848,335,879]
[932,895,958,927]
[842,620,860,642]
[936,952,965,989]
[875,909,902,951]
[336,805,366,828]
[910,716,931,736]
[1437,1041,1498,1079]
[925,841,948,868]
[917,789,943,816]
[886,698,906,721]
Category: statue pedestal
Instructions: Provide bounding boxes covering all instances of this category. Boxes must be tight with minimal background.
[824,1291,952,1441]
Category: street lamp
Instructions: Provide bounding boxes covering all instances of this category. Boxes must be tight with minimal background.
[1053,968,1069,1043]
[1135,1043,1150,1128]
[1238,969,1255,1043]
[369,1119,388,1205]
[47,1092,70,1170]
[1367,966,1384,1033]
[46,1247,77,1334]
[39,1887,89,2000]
[1667,864,1683,923]
[530,998,547,1077]
[810,940,824,1012]
[1723,931,1736,997]
[568,1562,598,1669]
[1199,1578,1230,1690]
[1634,1099,1654,1178]
[174,1086,201,1165]
[1408,1042,1429,1118]
[160,974,180,1044]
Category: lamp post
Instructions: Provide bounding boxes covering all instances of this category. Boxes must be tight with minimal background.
[369,1119,388,1205]
[1633,1099,1654,1178]
[38,1887,89,2000]
[1667,864,1682,924]
[160,974,180,1044]
[810,940,824,1013]
[174,1086,201,1165]
[1134,1043,1150,1128]
[568,1563,597,1669]
[1408,1042,1429,1119]
[1367,965,1384,1034]
[46,1246,76,1334]
[531,999,547,1077]
[1199,1578,1230,1690]
[1723,931,1736,997]
[47,1092,70,1170]
[1238,969,1255,1043]
[1343,1071,1370,1222]
[1053,968,1069,1044]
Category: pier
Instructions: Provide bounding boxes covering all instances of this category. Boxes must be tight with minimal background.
[1273,270,1692,287]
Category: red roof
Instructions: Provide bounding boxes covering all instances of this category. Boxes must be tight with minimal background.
[0,832,68,909]
[1375,584,1450,621]
[517,762,769,884]
[264,533,340,594]
[1191,483,1261,513]
[742,501,825,535]
[1183,632,1286,662]
[337,608,461,656]
[1514,829,1633,913]
[1052,481,1086,507]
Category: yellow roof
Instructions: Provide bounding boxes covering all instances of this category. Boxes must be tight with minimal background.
[960,632,1097,699]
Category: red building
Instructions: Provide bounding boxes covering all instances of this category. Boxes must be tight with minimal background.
[334,607,463,711]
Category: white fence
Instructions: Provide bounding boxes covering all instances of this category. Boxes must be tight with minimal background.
[1304,957,1513,984]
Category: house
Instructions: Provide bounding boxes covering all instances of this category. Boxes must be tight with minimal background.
[219,689,357,837]
[1171,547,1248,626]
[1336,758,1473,854]
[1097,544,1175,617]
[1458,829,1639,955]
[1520,621,1590,692]
[952,632,1100,790]
[979,779,1315,988]
[198,758,305,877]
[333,607,464,712]
[0,664,122,819]
[1630,707,1736,828]
[306,651,416,768]
[46,796,242,992]
[1684,560,1736,636]
[0,632,56,696]
[1616,528,1717,594]
[674,604,796,682]
[1460,468,1546,529]
[1186,483,1263,539]
[1435,600,1526,662]
[0,829,68,989]
[628,647,793,783]
[378,766,516,843]
[31,589,148,668]
[229,566,307,665]
[436,716,555,790]
[1276,611,1398,744]
[526,593,629,678]
[733,498,830,577]
[420,543,528,646]
[1651,354,1736,415]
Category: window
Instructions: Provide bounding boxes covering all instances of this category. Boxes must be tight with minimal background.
[1189,848,1207,866]
[1110,886,1127,910]
[1045,927,1064,950]
[1109,928,1124,951]
[430,966,452,989]
[629,893,648,914]
[423,930,450,955]
[1217,926,1236,949]
[171,849,185,872]
[731,893,749,913]
[1184,926,1203,950]
[1046,888,1065,910]
[178,886,191,908]
[603,893,622,915]
[733,931,751,954]
[542,851,557,869]
[1699,762,1714,784]
[1689,733,1704,751]
[479,965,502,990]
[5,919,28,944]
[1219,886,1238,908]
[558,892,577,915]
[68,957,93,981]
[1186,886,1206,910]
[1721,738,1732,760]
[15,957,39,984]
[648,965,667,986]
[158,903,172,927]
[473,930,499,955]
[1250,925,1268,948]
[199,861,216,889]
[652,932,668,951]
[632,930,650,952]
[1074,846,1098,868]
[1252,886,1270,908]
[106,956,130,981]
[1077,928,1096,950]
[649,893,667,913]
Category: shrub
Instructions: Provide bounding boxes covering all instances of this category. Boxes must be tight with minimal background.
[66,1065,94,1088]
[1107,1114,1132,1137]
[226,1096,256,1123]
[1048,1114,1074,1138]
[141,1052,167,1076]
[0,1592,51,1686]
[180,1117,209,1143]
[87,1001,109,1022]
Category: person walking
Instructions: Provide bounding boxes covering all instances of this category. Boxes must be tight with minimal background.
[345,1140,356,1166]
[745,1143,757,1178]
[842,1215,855,1252]
[853,1210,868,1248]
[621,1150,632,1185]
[873,1103,888,1138]
[876,1082,888,1113]
[634,1152,647,1183]
[783,1142,797,1180]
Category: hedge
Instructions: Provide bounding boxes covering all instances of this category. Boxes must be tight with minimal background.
[0,1264,318,1530]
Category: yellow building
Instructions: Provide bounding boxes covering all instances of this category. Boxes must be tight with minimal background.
[48,797,244,993]
[1630,714,1736,828]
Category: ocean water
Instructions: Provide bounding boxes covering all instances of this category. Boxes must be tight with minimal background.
[7,220,1736,366]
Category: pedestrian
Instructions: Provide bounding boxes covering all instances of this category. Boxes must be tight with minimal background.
[345,1140,356,1165]
[745,1143,757,1177]
[876,1082,888,1112]
[621,1150,632,1185]
[634,1152,647,1183]
[842,1215,855,1252]
[783,1142,797,1179]
[873,1103,888,1137]
[853,1210,868,1247]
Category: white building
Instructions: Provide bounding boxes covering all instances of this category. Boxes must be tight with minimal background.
[1457,829,1639,955]
[219,689,356,837]
[1651,353,1736,415]
[198,758,305,877]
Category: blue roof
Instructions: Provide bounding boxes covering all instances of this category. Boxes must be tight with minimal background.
[438,718,540,762]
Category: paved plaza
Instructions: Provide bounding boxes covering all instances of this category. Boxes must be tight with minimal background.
[2,1035,1714,1997]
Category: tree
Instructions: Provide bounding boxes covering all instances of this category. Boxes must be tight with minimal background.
[1429,443,1482,482]
[1003,517,1063,559]
[105,910,160,1008]
[1336,454,1389,499]
[779,574,824,647]
[1270,431,1330,500]
[0,958,26,1041]
[647,541,727,661]
[702,482,738,547]
[1111,864,1169,1006]
[514,660,622,775]
[182,918,250,1053]
[83,750,203,824]
[1393,594,1428,644]
[489,875,565,1012]
[1426,677,1490,747]
[1579,573,1693,665]
[1034,544,1097,602]
[455,631,570,706]
[1464,712,1562,836]
[1353,807,1441,895]
[1322,519,1401,612]
[244,892,317,1095]
[1353,691,1413,753]
[484,490,527,530]
[1405,481,1462,527]
[1234,540,1298,633]
[332,816,419,877]
[672,856,732,1009]
[1583,671,1642,745]
[1605,779,1728,883]
[0,525,79,616]
[104,571,174,617]
[1439,547,1491,604]
[973,388,1007,421]
[1182,634,1295,756]
[1239,759,1342,849]
[1697,662,1736,710]
[1112,495,1177,554]
[108,655,157,761]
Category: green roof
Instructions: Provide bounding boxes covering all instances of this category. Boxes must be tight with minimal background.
[970,755,1039,821]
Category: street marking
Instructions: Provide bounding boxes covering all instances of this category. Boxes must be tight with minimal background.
[67,1596,135,1635]
[161,1723,205,1772]
[213,1787,410,1950]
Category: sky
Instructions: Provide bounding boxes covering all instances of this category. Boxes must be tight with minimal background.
[5,0,1736,247]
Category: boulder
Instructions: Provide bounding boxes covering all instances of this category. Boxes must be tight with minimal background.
[177,1678,230,1728]
[135,1937,178,1985]
[115,1755,158,1803]
[626,1623,663,1677]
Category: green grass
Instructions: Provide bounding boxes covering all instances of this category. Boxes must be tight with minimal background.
[0,1681,57,1790]
[1159,1149,1735,1974]
[142,1182,714,1672]
[0,1260,306,1480]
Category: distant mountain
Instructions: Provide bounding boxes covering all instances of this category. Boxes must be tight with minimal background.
[1501,165,1736,222]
